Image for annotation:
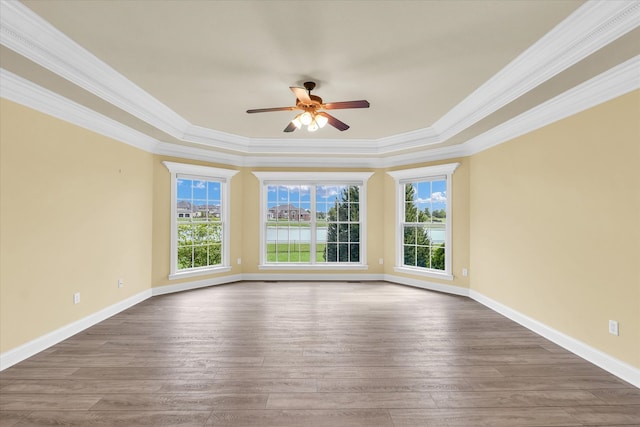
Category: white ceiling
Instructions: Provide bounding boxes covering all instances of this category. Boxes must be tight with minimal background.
[1,0,639,166]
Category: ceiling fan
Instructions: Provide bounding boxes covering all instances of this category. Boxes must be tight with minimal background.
[246,81,370,132]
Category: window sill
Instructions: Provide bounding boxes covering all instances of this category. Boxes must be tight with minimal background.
[393,266,453,281]
[259,263,369,271]
[169,266,232,281]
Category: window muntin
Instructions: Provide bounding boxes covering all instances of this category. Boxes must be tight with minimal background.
[388,163,459,280]
[176,177,222,270]
[265,183,362,264]
[266,184,313,263]
[402,178,447,270]
[164,162,237,280]
[322,185,360,263]
[254,171,373,269]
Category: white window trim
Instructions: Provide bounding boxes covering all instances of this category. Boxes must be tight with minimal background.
[163,161,238,280]
[387,163,459,281]
[252,171,374,270]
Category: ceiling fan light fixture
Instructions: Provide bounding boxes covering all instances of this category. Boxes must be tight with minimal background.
[291,114,302,129]
[315,114,328,128]
[307,120,319,132]
[300,111,313,126]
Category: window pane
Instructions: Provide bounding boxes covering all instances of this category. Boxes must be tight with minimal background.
[193,245,208,268]
[431,244,445,270]
[401,177,449,272]
[416,245,430,268]
[192,180,206,200]
[349,224,360,244]
[176,176,226,272]
[337,223,349,242]
[404,245,416,266]
[403,225,416,244]
[208,244,221,265]
[338,243,349,262]
[266,182,362,265]
[177,246,193,270]
[349,244,360,262]
[349,202,359,221]
[325,243,337,262]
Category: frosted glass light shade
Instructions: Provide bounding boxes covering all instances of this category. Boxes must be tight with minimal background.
[300,111,313,125]
[315,114,328,128]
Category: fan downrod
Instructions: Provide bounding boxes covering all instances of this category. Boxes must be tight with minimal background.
[303,81,316,93]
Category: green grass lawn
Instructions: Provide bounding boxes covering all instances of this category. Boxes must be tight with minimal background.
[266,242,326,262]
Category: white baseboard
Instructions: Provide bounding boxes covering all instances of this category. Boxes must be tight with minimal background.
[0,289,152,371]
[3,275,638,390]
[151,274,243,296]
[384,274,470,297]
[242,273,385,282]
[469,290,640,389]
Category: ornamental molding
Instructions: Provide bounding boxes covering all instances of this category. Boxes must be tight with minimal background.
[1,0,638,158]
[2,54,637,169]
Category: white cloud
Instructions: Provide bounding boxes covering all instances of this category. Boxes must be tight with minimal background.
[192,181,206,189]
[416,191,446,204]
[268,185,311,193]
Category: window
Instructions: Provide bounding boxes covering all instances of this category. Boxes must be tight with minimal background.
[253,172,373,269]
[388,163,459,280]
[163,162,238,279]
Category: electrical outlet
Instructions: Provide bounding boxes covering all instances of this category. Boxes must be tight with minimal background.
[462,268,468,277]
[118,279,124,288]
[379,258,384,265]
[73,292,80,304]
[237,258,242,265]
[609,320,619,336]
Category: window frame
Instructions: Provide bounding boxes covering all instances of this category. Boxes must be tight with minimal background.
[388,163,459,280]
[163,161,238,280]
[253,171,373,270]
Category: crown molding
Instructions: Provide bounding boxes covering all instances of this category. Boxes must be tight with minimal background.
[461,55,640,157]
[1,0,638,159]
[3,54,637,169]
[0,68,160,153]
[432,0,640,141]
[0,0,190,140]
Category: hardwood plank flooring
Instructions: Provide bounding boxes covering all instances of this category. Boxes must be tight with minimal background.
[1,281,638,426]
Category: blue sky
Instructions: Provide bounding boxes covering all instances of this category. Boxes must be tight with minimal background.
[411,180,447,212]
[177,179,221,204]
[264,182,447,214]
[176,180,446,212]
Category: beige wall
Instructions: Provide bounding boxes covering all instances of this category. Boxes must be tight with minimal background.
[2,91,638,372]
[384,158,471,290]
[469,90,640,367]
[0,99,154,353]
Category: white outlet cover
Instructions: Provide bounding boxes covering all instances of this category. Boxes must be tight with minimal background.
[608,320,619,336]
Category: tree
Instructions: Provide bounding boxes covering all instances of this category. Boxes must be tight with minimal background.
[431,244,445,270]
[324,186,360,262]
[178,220,222,269]
[403,184,433,267]
[432,209,446,219]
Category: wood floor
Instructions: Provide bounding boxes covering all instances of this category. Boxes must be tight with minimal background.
[1,281,638,426]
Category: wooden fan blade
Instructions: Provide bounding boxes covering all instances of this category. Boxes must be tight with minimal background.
[323,100,370,110]
[318,112,349,131]
[290,86,312,104]
[283,122,297,132]
[247,106,296,113]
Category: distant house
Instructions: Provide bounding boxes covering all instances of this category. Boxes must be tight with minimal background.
[268,204,311,221]
[177,200,193,218]
[177,201,221,219]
